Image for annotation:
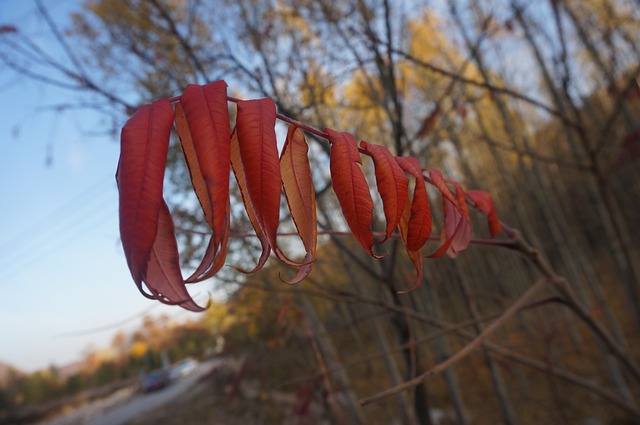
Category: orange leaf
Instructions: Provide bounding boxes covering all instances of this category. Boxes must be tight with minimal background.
[280,126,317,283]
[360,141,409,244]
[396,157,432,251]
[326,129,377,257]
[466,190,502,237]
[116,99,203,311]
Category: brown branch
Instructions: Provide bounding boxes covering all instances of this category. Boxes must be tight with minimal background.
[501,223,640,382]
[175,226,517,250]
[148,0,209,81]
[360,277,549,405]
[592,63,640,155]
[391,48,581,129]
[479,134,591,172]
[238,278,640,418]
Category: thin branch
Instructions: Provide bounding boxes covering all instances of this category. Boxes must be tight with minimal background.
[236,278,640,418]
[592,63,640,155]
[391,48,581,129]
[479,133,592,172]
[501,223,640,382]
[147,0,209,82]
[175,227,518,251]
[360,278,549,405]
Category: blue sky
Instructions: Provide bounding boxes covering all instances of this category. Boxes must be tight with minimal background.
[0,0,203,372]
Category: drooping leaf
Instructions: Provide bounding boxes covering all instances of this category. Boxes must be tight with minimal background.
[426,167,457,204]
[466,190,502,237]
[116,98,203,311]
[280,125,317,283]
[117,99,173,288]
[116,80,504,310]
[360,141,408,244]
[396,156,432,252]
[326,128,378,257]
[397,195,423,293]
[177,81,230,233]
[415,104,441,139]
[174,81,231,282]
[447,183,472,257]
[236,99,282,251]
[146,204,206,311]
[427,203,460,259]
[427,169,470,258]
[230,128,271,273]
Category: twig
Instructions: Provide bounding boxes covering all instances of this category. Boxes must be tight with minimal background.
[237,278,640,418]
[501,223,640,382]
[360,278,549,405]
[175,227,517,250]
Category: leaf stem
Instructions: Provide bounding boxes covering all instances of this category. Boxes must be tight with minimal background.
[175,227,515,249]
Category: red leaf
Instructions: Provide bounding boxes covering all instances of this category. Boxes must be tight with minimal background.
[427,202,460,259]
[425,169,466,258]
[326,129,377,257]
[116,99,203,311]
[396,157,432,251]
[466,190,502,237]
[280,126,317,283]
[236,99,281,250]
[146,204,206,311]
[117,99,173,287]
[174,81,231,282]
[448,183,471,257]
[426,168,457,204]
[177,82,230,235]
[360,141,409,244]
[415,104,440,139]
[397,196,423,293]
[230,128,270,273]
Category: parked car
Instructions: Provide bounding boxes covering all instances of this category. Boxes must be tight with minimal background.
[139,369,171,392]
[170,358,198,380]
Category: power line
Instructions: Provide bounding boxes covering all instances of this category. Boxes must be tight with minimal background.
[0,177,112,257]
[0,198,116,281]
[52,293,207,339]
[0,179,117,280]
[52,302,161,339]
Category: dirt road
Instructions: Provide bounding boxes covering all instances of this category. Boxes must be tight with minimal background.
[37,359,222,425]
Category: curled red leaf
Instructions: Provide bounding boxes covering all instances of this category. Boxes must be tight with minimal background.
[426,169,466,258]
[236,99,281,250]
[230,128,271,273]
[448,183,471,257]
[360,141,409,244]
[397,195,423,293]
[175,81,231,282]
[466,190,502,237]
[146,204,207,311]
[326,129,378,257]
[396,157,432,252]
[415,104,441,139]
[117,98,203,311]
[280,126,317,283]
